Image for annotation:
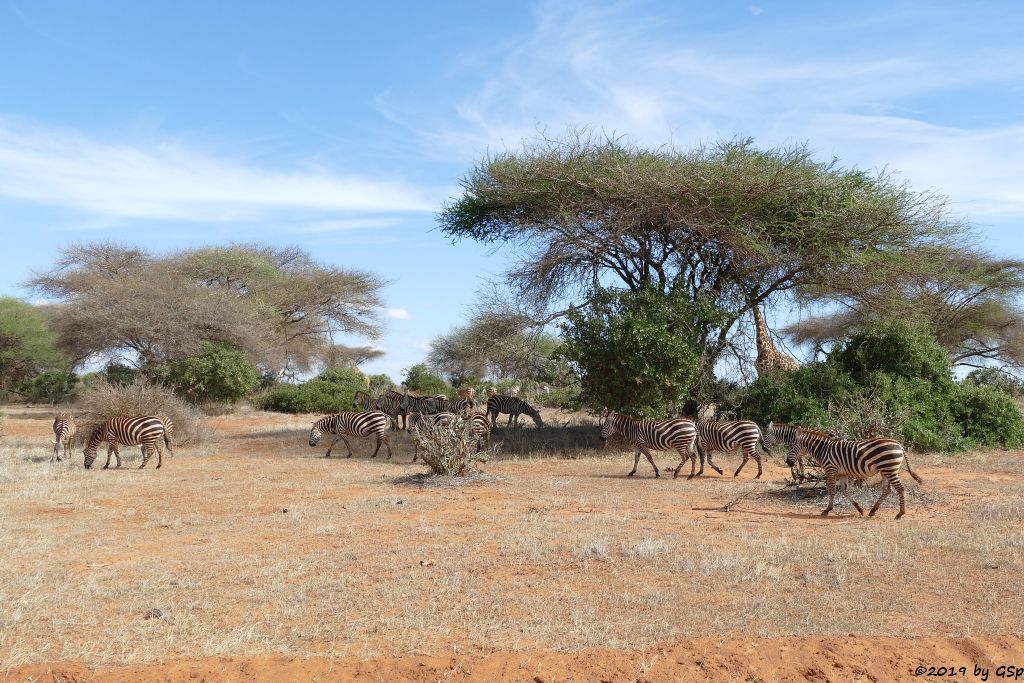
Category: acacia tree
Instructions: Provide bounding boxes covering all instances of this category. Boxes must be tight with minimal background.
[30,242,387,376]
[0,297,66,396]
[786,248,1024,368]
[439,133,968,387]
[428,316,567,385]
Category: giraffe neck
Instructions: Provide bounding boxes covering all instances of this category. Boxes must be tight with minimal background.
[752,305,773,356]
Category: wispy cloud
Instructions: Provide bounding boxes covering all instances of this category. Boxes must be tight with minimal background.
[0,117,441,222]
[384,1,1024,221]
[386,308,411,320]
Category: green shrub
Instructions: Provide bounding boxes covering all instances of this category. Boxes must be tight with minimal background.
[833,320,953,386]
[950,383,1024,449]
[963,368,1024,398]
[258,366,368,414]
[103,362,138,387]
[27,370,80,405]
[150,342,260,404]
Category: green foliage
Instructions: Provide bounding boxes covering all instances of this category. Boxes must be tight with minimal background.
[402,363,450,397]
[27,370,80,404]
[151,342,261,404]
[559,287,719,418]
[949,384,1024,449]
[963,368,1024,398]
[103,362,138,386]
[741,320,1024,452]
[367,373,395,395]
[0,297,66,396]
[258,366,368,414]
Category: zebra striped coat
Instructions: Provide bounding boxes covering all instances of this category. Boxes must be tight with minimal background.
[309,411,392,459]
[486,396,544,428]
[376,390,408,430]
[83,416,171,470]
[684,419,771,480]
[352,390,375,411]
[786,428,923,519]
[764,421,841,481]
[436,396,473,416]
[52,413,77,462]
[600,412,697,478]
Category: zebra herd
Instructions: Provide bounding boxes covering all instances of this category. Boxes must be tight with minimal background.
[47,390,922,518]
[600,412,923,519]
[308,389,543,461]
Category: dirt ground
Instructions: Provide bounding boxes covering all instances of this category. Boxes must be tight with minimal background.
[1,406,1022,682]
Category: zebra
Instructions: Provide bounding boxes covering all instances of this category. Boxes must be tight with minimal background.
[402,394,446,416]
[308,411,392,459]
[51,413,77,462]
[486,395,544,428]
[764,421,843,481]
[785,428,924,519]
[83,416,171,469]
[407,411,459,461]
[352,390,375,411]
[600,412,697,478]
[456,387,476,403]
[678,419,771,480]
[436,396,473,416]
[375,390,408,430]
[469,411,491,453]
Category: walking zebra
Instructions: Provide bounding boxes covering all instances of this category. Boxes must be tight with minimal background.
[308,411,392,459]
[352,390,375,411]
[785,428,923,519]
[678,419,771,480]
[376,390,407,430]
[83,416,171,469]
[486,396,544,428]
[600,412,697,478]
[51,413,77,462]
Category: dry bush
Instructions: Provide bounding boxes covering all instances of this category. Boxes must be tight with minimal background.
[827,388,911,440]
[412,416,490,476]
[75,378,212,446]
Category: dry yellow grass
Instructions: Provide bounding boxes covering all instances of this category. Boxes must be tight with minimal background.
[0,405,1022,675]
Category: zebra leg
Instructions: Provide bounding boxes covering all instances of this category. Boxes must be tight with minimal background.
[155,442,163,469]
[103,444,114,469]
[628,448,642,477]
[139,444,153,469]
[750,445,763,479]
[705,450,724,476]
[372,435,392,459]
[821,476,837,516]
[489,410,498,429]
[339,436,354,458]
[837,478,864,515]
[640,446,660,478]
[893,477,907,519]
[733,451,750,477]
[52,439,60,462]
[869,480,892,517]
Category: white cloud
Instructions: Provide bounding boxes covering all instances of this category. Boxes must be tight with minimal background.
[386,308,411,320]
[386,2,1024,221]
[748,5,764,16]
[287,217,406,233]
[0,117,441,222]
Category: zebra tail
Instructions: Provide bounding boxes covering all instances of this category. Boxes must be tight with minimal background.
[903,450,924,484]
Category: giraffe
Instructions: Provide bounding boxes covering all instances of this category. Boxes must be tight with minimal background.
[752,304,799,376]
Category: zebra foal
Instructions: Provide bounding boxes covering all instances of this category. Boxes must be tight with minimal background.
[600,412,697,478]
[786,428,923,519]
[83,416,171,469]
[309,411,392,459]
[52,413,77,462]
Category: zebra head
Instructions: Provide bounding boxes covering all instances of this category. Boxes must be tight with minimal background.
[82,429,101,469]
[599,412,616,446]
[308,425,324,447]
[527,407,544,428]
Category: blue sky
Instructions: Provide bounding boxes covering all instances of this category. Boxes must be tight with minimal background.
[2,1,1022,380]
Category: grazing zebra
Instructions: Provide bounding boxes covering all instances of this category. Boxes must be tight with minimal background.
[786,428,923,519]
[600,412,697,478]
[407,411,458,461]
[678,420,771,480]
[308,411,392,459]
[486,396,544,428]
[376,390,407,430]
[51,413,77,462]
[352,390,375,411]
[469,411,491,453]
[83,416,170,469]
